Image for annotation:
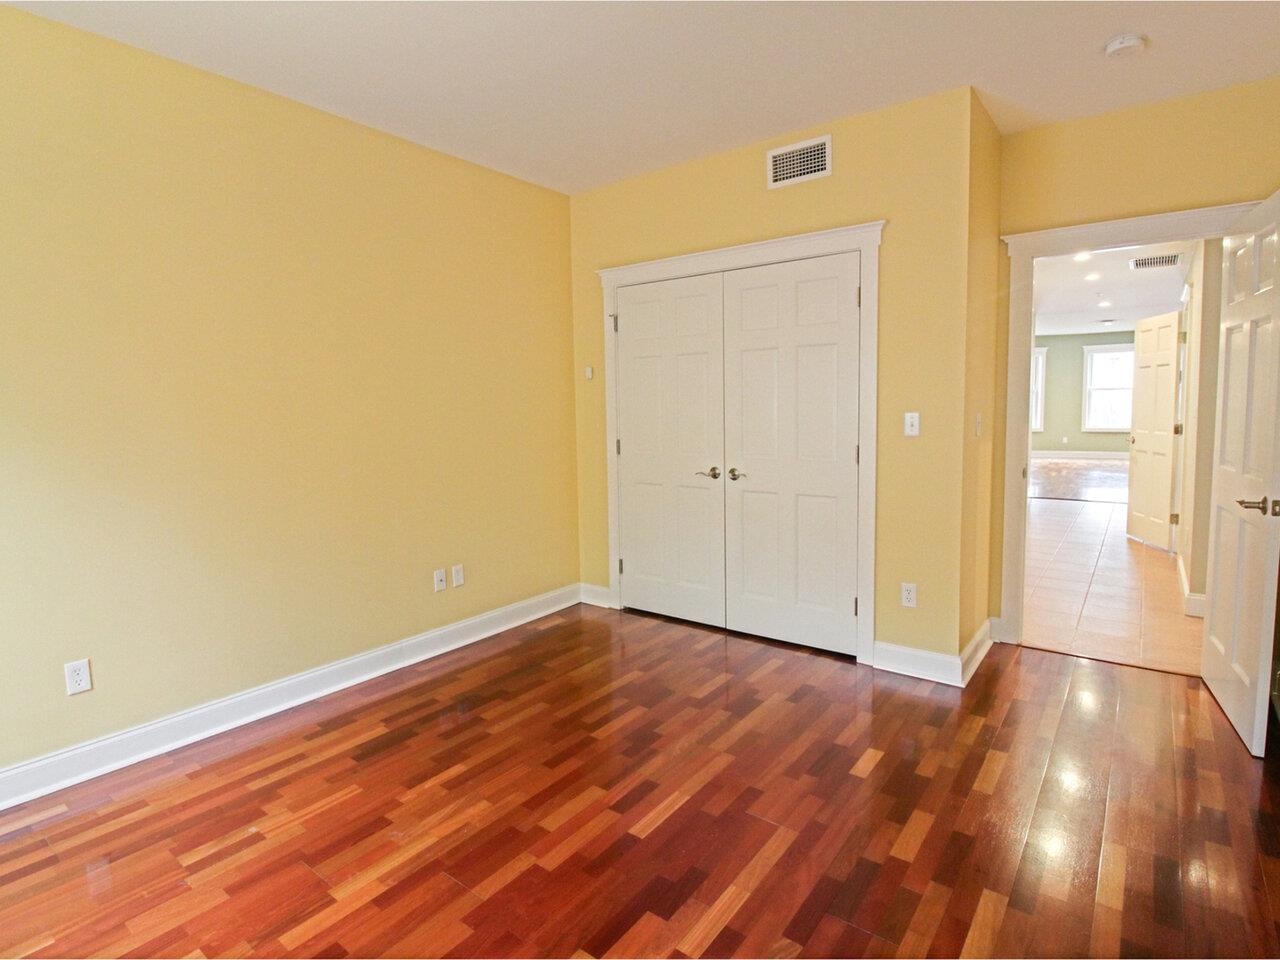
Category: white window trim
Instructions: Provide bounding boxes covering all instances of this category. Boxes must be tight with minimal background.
[597,221,883,665]
[1080,342,1135,433]
[1029,346,1047,433]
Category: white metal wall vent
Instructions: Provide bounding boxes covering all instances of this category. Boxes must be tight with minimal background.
[767,135,831,188]
[1129,254,1181,270]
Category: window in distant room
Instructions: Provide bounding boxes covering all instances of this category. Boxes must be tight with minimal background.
[1029,346,1047,432]
[1082,343,1134,432]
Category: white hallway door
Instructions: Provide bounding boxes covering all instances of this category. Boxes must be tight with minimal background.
[1128,311,1180,547]
[724,254,860,651]
[616,253,860,654]
[1201,190,1280,757]
[616,274,726,626]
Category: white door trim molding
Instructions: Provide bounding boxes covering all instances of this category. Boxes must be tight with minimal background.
[995,202,1257,645]
[0,585,585,812]
[598,222,884,664]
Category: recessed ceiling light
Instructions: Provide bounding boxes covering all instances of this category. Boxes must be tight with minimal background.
[1098,300,1112,308]
[1100,319,1116,326]
[1085,272,1101,282]
[1073,252,1092,262]
[1105,34,1147,58]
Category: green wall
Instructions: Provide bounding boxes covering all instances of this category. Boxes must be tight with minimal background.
[1032,331,1135,453]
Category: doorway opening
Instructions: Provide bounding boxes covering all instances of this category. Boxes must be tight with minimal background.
[1020,238,1218,675]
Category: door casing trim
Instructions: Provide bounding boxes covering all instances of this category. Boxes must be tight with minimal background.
[598,222,884,664]
[996,202,1257,646]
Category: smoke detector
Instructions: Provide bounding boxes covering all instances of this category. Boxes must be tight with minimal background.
[1105,34,1147,58]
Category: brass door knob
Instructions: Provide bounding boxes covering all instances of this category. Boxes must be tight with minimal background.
[1237,496,1269,514]
[728,468,747,481]
[695,467,721,479]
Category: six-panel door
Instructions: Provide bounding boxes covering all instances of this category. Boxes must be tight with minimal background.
[722,254,860,652]
[1201,192,1280,757]
[1128,311,1180,547]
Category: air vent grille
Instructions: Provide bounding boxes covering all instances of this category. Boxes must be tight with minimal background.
[767,136,831,188]
[1129,254,1180,270]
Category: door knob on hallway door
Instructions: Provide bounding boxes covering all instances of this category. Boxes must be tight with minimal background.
[728,468,747,481]
[1236,496,1269,514]
[695,467,721,479]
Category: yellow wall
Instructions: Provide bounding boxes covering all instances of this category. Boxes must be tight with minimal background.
[0,9,578,766]
[958,93,1002,645]
[1002,76,1280,236]
[571,88,977,655]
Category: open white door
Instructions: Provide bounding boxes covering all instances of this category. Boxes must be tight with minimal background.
[616,274,726,626]
[1201,191,1280,757]
[723,253,860,653]
[1128,311,1180,547]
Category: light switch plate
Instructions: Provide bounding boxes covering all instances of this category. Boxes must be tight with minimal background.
[433,569,447,592]
[452,564,464,587]
[904,412,920,437]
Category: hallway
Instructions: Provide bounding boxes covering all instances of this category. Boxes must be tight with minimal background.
[1022,498,1202,675]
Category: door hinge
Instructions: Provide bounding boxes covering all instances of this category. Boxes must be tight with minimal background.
[1169,513,1180,525]
[857,286,862,309]
[1173,422,1184,436]
[618,557,624,575]
[616,438,621,455]
[855,444,860,465]
[1179,330,1188,344]
[854,597,859,617]
[611,313,618,332]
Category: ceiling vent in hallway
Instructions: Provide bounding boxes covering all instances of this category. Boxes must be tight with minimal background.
[1129,254,1181,270]
[767,135,831,188]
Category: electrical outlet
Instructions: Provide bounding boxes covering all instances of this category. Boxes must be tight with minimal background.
[452,564,464,587]
[64,659,92,695]
[433,569,447,592]
[904,412,920,437]
[900,582,918,608]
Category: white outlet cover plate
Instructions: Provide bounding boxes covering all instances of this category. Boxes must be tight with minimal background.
[433,569,447,592]
[904,412,920,437]
[64,658,92,695]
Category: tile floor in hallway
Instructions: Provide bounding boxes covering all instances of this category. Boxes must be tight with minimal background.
[1022,498,1203,676]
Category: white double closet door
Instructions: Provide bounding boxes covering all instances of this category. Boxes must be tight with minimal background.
[616,252,859,654]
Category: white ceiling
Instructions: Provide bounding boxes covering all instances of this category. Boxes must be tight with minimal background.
[15,1,1280,193]
[1034,240,1196,336]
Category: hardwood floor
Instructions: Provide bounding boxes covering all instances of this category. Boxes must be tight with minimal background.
[2,604,1278,958]
[1027,458,1129,504]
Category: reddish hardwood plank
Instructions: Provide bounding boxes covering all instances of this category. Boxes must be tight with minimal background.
[1,605,1279,957]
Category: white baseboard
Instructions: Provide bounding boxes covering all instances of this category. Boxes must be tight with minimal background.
[0,584,584,813]
[1177,554,1206,618]
[873,641,964,687]
[1030,450,1128,460]
[578,583,620,609]
[872,619,993,688]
